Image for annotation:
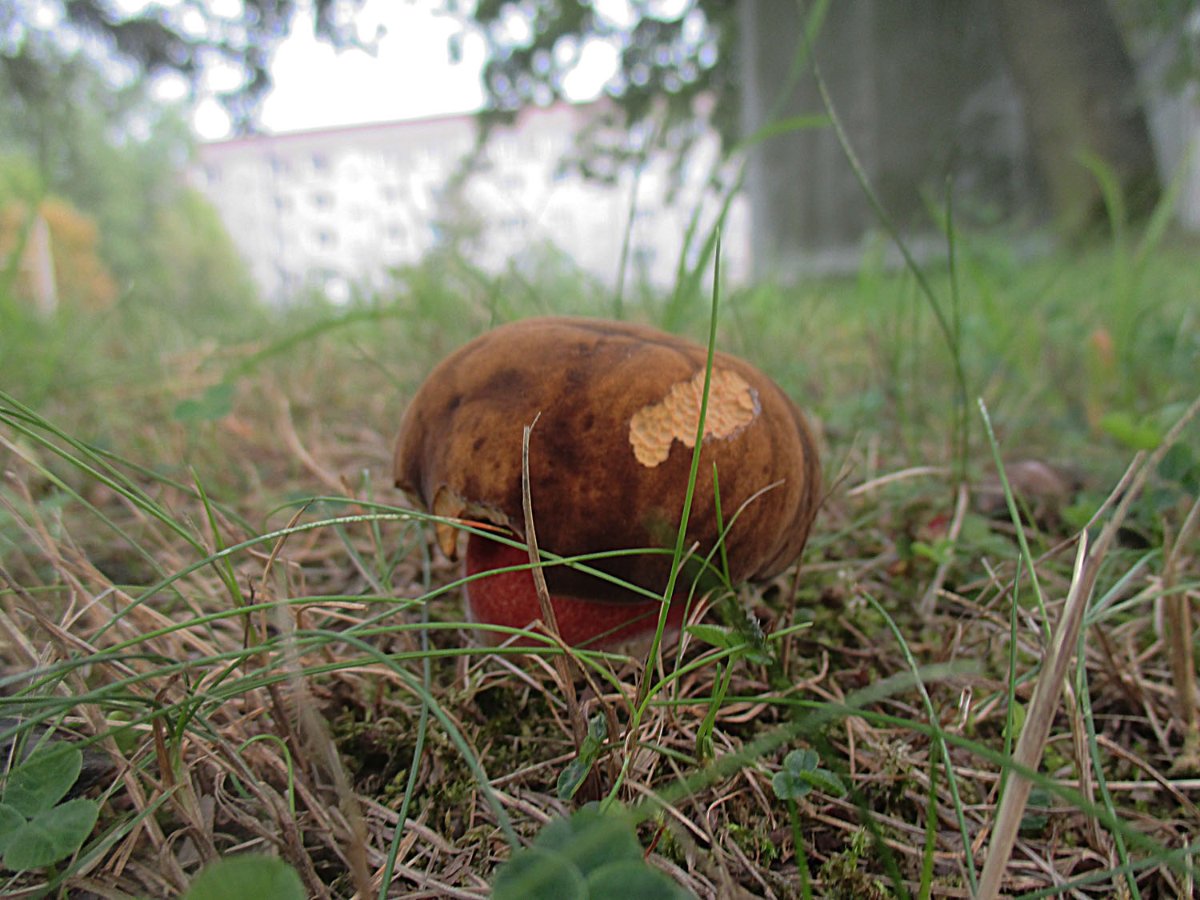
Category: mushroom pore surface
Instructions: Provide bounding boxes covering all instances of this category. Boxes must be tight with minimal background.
[394,316,821,606]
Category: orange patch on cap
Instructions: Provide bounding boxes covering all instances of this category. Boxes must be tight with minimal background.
[628,368,760,467]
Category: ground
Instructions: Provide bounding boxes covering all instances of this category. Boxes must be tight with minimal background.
[0,237,1198,897]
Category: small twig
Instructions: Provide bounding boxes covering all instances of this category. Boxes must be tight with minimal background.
[846,465,950,497]
[275,390,347,494]
[521,415,589,759]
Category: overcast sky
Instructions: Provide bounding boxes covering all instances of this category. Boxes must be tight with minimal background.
[191,0,621,140]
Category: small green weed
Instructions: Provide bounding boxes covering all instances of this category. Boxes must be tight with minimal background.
[0,741,98,872]
[771,748,847,801]
[492,804,691,900]
[183,856,305,900]
[556,713,608,801]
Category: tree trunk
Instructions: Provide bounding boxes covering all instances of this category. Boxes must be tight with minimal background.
[738,0,1038,279]
[993,0,1161,234]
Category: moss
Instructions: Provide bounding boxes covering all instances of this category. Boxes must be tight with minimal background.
[817,828,891,900]
[728,821,780,865]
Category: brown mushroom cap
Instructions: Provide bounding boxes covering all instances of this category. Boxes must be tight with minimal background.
[394,316,821,602]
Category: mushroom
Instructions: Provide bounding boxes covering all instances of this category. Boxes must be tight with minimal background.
[394,316,821,648]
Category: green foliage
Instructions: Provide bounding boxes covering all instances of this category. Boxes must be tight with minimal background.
[818,828,890,900]
[686,620,774,762]
[492,805,691,899]
[0,288,108,409]
[182,856,306,900]
[771,749,847,802]
[1158,441,1200,492]
[0,153,45,203]
[2,1,368,130]
[172,382,236,424]
[474,1,739,170]
[145,188,262,339]
[0,54,262,358]
[1019,787,1054,836]
[685,623,771,665]
[556,714,607,802]
[1100,410,1163,450]
[0,742,99,871]
[0,153,43,311]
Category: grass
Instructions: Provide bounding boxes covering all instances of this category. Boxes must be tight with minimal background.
[1,224,1199,897]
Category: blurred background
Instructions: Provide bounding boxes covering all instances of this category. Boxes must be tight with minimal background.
[3,0,1198,311]
[3,9,1200,896]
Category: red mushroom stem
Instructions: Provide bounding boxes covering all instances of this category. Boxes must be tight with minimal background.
[464,533,689,648]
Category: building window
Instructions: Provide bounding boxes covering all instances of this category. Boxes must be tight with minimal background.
[311,191,334,210]
[312,153,330,172]
[315,229,338,248]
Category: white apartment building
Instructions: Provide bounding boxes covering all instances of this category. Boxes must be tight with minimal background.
[192,102,748,304]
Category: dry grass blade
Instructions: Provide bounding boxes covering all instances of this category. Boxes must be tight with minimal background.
[1164,489,1200,773]
[520,414,589,767]
[976,530,1095,900]
[520,413,559,642]
[978,392,1200,897]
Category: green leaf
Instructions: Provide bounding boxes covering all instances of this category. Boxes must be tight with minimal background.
[2,742,82,818]
[586,859,692,898]
[494,805,684,899]
[912,538,951,565]
[685,623,740,650]
[771,769,813,800]
[1019,788,1053,835]
[554,758,591,804]
[0,803,27,853]
[492,847,586,899]
[533,804,642,870]
[2,797,98,871]
[1003,700,1026,740]
[556,714,607,801]
[784,749,819,773]
[772,749,847,801]
[1062,498,1101,532]
[183,855,306,900]
[172,382,235,423]
[1099,411,1161,450]
[802,767,848,796]
[1158,442,1199,490]
[685,621,772,665]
